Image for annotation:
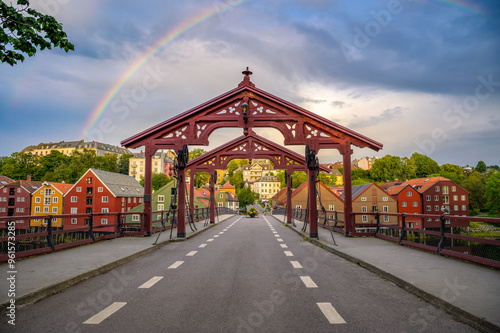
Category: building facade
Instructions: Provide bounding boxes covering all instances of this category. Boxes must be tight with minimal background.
[402,177,469,228]
[64,169,144,232]
[385,184,422,229]
[253,175,281,200]
[25,140,131,157]
[0,176,43,229]
[129,151,174,182]
[31,181,72,228]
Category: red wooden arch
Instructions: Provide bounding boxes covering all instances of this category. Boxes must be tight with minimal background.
[121,68,382,237]
[186,131,331,224]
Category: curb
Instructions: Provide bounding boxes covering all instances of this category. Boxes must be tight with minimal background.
[272,216,499,333]
[1,215,233,313]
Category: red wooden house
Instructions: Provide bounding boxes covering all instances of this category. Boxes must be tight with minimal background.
[385,184,422,229]
[63,168,144,232]
[402,177,469,228]
[0,176,42,229]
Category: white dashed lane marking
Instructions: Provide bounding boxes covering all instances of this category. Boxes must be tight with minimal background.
[274,235,280,237]
[199,244,207,248]
[277,239,283,242]
[317,302,347,324]
[83,302,127,325]
[290,261,302,268]
[186,251,198,256]
[284,251,294,257]
[280,244,288,248]
[207,239,214,242]
[138,276,163,289]
[168,261,184,269]
[214,235,219,238]
[300,276,318,288]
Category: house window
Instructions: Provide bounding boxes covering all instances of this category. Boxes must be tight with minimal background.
[86,197,93,205]
[426,206,431,212]
[43,207,49,213]
[86,207,92,214]
[101,218,108,225]
[462,205,467,211]
[217,202,223,207]
[52,207,57,213]
[401,201,407,207]
[87,187,93,195]
[76,187,81,192]
[361,197,367,201]
[158,204,164,211]
[71,196,77,202]
[383,206,389,212]
[406,191,412,197]
[132,214,140,221]
[3,188,6,193]
[361,206,367,213]
[443,186,449,194]
[443,196,449,204]
[35,206,40,213]
[98,187,103,192]
[220,194,224,198]
[454,205,458,211]
[435,186,440,192]
[71,218,77,224]
[434,205,439,211]
[328,205,335,211]
[44,198,51,205]
[453,195,458,201]
[45,188,51,196]
[383,215,389,222]
[102,196,109,203]
[128,198,131,203]
[17,188,21,193]
[158,195,164,202]
[434,195,439,201]
[383,197,388,201]
[296,205,302,209]
[461,195,466,201]
[87,177,92,184]
[71,208,77,214]
[413,201,418,207]
[452,186,456,192]
[53,197,58,203]
[426,195,431,201]
[362,215,368,222]
[102,208,109,213]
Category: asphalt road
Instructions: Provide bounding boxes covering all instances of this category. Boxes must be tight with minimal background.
[2,215,478,332]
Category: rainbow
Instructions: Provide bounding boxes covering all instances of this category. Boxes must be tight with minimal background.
[418,0,485,14]
[81,0,253,139]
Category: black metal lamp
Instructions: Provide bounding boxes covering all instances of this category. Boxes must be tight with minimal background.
[241,102,249,124]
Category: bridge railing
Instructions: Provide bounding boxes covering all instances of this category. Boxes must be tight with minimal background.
[278,208,500,269]
[0,206,236,262]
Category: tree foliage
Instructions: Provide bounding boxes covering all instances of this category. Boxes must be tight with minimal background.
[140,173,171,192]
[462,171,486,212]
[370,155,415,182]
[475,161,487,173]
[237,186,259,209]
[485,172,500,215]
[408,152,440,178]
[0,0,75,65]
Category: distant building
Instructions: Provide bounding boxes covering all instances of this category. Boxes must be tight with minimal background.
[31,181,72,228]
[253,175,281,200]
[0,176,43,229]
[353,156,378,170]
[0,176,14,187]
[24,140,131,157]
[63,169,144,232]
[129,151,175,182]
[215,191,239,211]
[219,182,236,195]
[385,184,422,229]
[242,162,272,184]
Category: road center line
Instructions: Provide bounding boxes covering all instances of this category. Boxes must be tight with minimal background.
[284,251,294,256]
[290,261,302,268]
[277,238,283,242]
[199,244,207,248]
[186,251,198,256]
[317,303,347,324]
[138,276,163,289]
[214,235,220,238]
[83,302,127,324]
[280,244,288,248]
[168,261,184,269]
[274,235,280,237]
[300,276,318,288]
[207,239,214,242]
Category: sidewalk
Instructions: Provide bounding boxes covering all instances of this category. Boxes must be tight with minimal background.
[0,215,234,312]
[271,215,500,333]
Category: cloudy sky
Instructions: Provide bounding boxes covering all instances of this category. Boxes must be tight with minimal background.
[0,0,499,167]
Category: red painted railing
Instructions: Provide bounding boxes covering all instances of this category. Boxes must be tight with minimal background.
[279,208,500,269]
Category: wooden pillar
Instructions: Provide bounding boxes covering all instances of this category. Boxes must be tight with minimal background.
[143,143,155,236]
[177,167,186,238]
[308,168,318,238]
[343,141,353,236]
[189,170,195,224]
[286,171,292,224]
[209,171,215,224]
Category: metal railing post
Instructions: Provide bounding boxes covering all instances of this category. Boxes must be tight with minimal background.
[89,213,95,242]
[46,215,55,252]
[437,214,446,255]
[399,213,406,244]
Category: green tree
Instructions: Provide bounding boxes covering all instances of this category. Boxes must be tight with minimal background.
[475,161,487,173]
[370,155,415,182]
[237,186,259,209]
[0,152,42,180]
[189,148,206,161]
[485,172,500,215]
[194,171,210,188]
[439,164,464,185]
[317,171,336,186]
[227,159,248,177]
[140,173,171,191]
[291,171,308,188]
[408,152,440,178]
[462,171,486,212]
[228,170,244,189]
[0,0,75,66]
[118,153,133,175]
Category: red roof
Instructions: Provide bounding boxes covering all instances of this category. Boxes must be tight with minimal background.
[220,182,235,189]
[402,177,450,193]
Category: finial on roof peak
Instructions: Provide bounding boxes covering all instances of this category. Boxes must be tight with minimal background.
[239,67,255,88]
